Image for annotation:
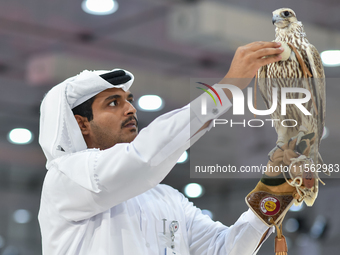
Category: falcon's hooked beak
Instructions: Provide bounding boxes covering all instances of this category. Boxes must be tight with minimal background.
[272,14,282,25]
[272,13,290,28]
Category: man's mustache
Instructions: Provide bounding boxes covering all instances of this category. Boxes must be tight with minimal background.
[121,116,138,129]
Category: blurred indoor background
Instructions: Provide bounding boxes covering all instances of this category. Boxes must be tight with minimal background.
[0,0,339,254]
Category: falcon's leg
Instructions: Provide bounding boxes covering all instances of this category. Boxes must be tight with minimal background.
[268,136,286,162]
[290,125,308,148]
[286,129,322,207]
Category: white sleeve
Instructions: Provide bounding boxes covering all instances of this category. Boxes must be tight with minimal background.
[44,86,232,221]
[179,192,273,255]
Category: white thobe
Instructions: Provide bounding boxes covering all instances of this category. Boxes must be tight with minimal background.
[38,86,272,254]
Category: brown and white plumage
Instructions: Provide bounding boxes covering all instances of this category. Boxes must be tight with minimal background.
[258,8,326,206]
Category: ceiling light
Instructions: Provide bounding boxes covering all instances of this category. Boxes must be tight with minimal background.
[201,209,214,219]
[8,128,33,145]
[310,215,327,239]
[321,126,329,140]
[289,203,304,212]
[138,95,163,111]
[184,183,204,198]
[285,237,292,250]
[284,218,299,233]
[320,50,340,67]
[13,209,31,224]
[0,235,4,249]
[177,151,188,163]
[296,234,309,247]
[82,0,118,16]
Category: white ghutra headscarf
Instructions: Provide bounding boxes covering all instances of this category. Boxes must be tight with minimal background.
[39,69,134,168]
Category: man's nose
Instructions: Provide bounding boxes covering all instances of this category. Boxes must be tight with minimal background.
[124,101,137,115]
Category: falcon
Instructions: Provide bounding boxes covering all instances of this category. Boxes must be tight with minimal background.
[257,8,327,206]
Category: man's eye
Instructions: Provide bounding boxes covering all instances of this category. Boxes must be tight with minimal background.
[109,101,117,106]
[128,99,134,104]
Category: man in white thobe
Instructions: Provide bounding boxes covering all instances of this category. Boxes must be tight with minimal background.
[38,42,286,254]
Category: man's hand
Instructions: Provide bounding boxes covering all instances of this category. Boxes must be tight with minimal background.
[197,42,283,132]
[219,41,283,99]
[225,41,283,80]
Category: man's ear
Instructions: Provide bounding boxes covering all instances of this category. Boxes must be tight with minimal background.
[74,115,90,135]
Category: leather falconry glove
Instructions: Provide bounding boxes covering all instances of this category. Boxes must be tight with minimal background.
[245,133,315,255]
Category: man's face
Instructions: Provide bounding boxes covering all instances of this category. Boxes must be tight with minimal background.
[86,88,138,150]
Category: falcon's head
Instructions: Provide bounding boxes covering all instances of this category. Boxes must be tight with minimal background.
[272,8,298,28]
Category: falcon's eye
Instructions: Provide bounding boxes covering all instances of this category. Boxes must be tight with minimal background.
[283,11,290,17]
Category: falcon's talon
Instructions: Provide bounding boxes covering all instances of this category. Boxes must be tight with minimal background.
[277,145,284,151]
[268,155,273,163]
[287,138,293,147]
[267,141,284,163]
